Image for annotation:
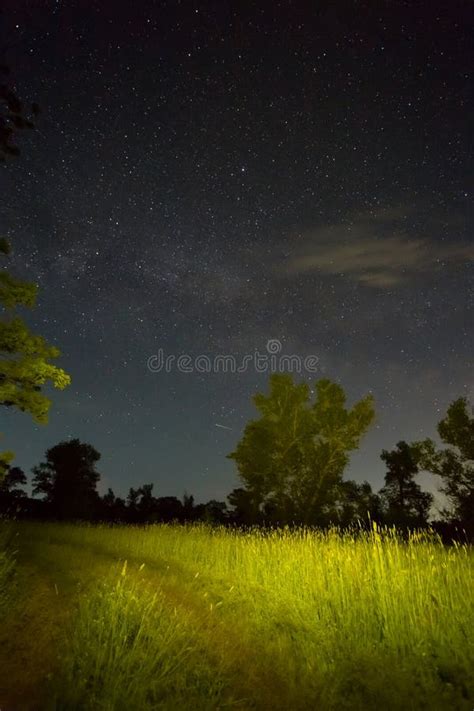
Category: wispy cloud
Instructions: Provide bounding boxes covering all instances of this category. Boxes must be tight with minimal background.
[282,208,473,288]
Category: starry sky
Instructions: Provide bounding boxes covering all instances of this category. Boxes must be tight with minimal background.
[1,1,472,508]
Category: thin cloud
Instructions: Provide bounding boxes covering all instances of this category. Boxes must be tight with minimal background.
[283,212,473,287]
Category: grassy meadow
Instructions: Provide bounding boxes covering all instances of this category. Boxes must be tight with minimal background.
[0,520,472,710]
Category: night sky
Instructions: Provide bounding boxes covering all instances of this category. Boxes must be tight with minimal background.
[1,1,472,507]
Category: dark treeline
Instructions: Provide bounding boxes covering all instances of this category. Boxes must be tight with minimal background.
[0,448,468,545]
[0,443,229,527]
[1,376,472,546]
[0,376,474,541]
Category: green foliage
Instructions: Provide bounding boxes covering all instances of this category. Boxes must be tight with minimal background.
[32,439,101,520]
[0,240,71,476]
[0,70,69,480]
[0,272,37,309]
[379,441,433,527]
[0,317,71,421]
[228,374,375,524]
[0,449,14,479]
[414,398,474,534]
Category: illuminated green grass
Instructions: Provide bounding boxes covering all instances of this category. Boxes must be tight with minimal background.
[1,521,473,709]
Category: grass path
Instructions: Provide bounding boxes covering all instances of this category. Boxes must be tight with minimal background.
[0,535,128,710]
[0,557,71,709]
[0,535,308,710]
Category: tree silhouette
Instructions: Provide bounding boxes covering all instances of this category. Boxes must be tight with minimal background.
[228,374,375,525]
[32,439,101,520]
[124,486,185,523]
[182,491,195,521]
[126,486,140,516]
[0,464,27,515]
[101,488,127,522]
[379,441,433,528]
[333,479,385,529]
[227,487,261,525]
[202,499,228,524]
[126,485,157,522]
[155,496,183,523]
[414,398,474,538]
[135,484,157,521]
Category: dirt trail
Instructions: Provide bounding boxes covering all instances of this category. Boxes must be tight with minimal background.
[120,557,311,709]
[0,541,115,711]
[0,561,71,711]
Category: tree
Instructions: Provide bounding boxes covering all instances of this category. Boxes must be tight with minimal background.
[379,441,433,528]
[182,491,195,521]
[228,375,375,525]
[202,499,228,524]
[126,486,140,517]
[32,439,101,519]
[101,488,127,522]
[414,398,474,538]
[333,479,385,529]
[0,464,27,515]
[0,242,71,475]
[0,257,71,423]
[126,484,158,522]
[135,483,157,521]
[0,448,13,481]
[0,68,70,479]
[227,487,261,525]
[155,496,183,523]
